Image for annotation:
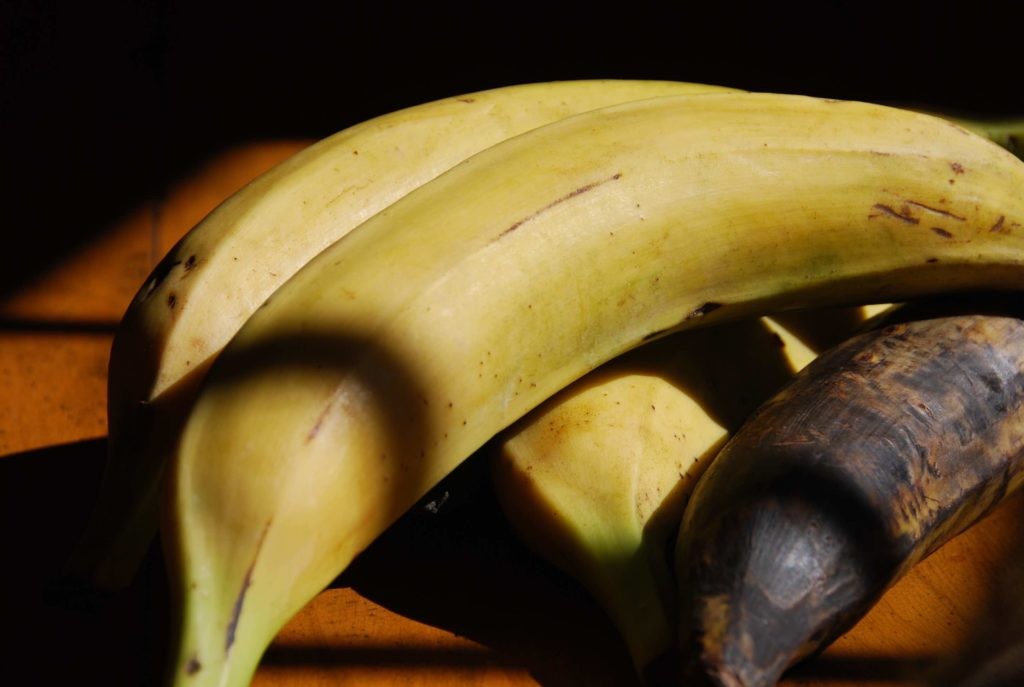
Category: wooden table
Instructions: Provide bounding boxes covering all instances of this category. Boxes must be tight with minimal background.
[3,142,1022,686]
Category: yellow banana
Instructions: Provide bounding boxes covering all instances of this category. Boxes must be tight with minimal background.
[486,121,1019,677]
[490,120,1012,674]
[162,91,1024,687]
[490,307,874,681]
[69,79,734,590]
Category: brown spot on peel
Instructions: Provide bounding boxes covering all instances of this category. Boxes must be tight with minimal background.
[305,407,329,443]
[931,227,954,239]
[951,162,965,174]
[497,173,622,239]
[991,216,1009,234]
[143,258,181,299]
[185,656,201,675]
[870,204,919,224]
[225,520,272,655]
[167,293,177,309]
[905,200,966,221]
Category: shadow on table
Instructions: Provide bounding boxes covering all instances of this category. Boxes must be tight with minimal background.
[2,438,1020,687]
[0,438,167,687]
[334,451,643,686]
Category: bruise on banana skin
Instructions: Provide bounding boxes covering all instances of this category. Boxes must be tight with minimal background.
[677,301,1024,687]
[224,519,273,656]
[990,215,1023,235]
[870,203,919,224]
[142,254,199,300]
[869,194,967,228]
[497,173,622,239]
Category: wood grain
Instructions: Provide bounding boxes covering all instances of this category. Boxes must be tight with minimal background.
[2,142,1021,686]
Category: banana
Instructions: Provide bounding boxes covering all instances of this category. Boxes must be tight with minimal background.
[491,310,868,682]
[77,77,1018,592]
[490,119,1018,674]
[71,79,1017,594]
[161,91,1024,687]
[674,296,1024,687]
[486,120,1021,680]
[69,78,735,590]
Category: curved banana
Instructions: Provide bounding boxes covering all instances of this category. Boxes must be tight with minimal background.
[489,305,879,682]
[69,78,735,590]
[675,297,1024,686]
[76,80,1018,592]
[487,120,1020,677]
[490,311,853,681]
[162,92,1024,687]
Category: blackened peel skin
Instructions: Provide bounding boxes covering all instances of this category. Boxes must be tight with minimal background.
[676,296,1024,687]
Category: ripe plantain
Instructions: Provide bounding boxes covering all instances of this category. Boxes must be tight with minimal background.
[160,91,1024,687]
[69,78,734,590]
[488,120,1021,682]
[675,296,1024,687]
[490,307,874,682]
[487,114,1021,686]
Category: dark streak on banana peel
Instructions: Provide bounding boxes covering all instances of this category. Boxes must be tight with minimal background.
[675,296,1024,687]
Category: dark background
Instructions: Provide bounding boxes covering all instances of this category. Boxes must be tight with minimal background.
[3,0,1023,299]
[2,3,1024,684]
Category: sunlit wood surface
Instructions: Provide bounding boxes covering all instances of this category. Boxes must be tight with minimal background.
[2,142,1021,686]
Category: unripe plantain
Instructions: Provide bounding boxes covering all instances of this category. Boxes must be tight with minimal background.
[163,92,1024,687]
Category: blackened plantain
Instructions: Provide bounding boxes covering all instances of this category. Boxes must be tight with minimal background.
[674,297,1024,687]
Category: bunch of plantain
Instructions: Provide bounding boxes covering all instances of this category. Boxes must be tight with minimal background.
[69,78,735,591]
[489,306,877,681]
[675,295,1024,686]
[486,113,1023,685]
[78,76,1024,686]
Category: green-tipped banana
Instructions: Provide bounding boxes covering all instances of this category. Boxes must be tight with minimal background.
[163,91,1024,687]
[944,117,1023,159]
[489,307,874,681]
[69,79,735,590]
